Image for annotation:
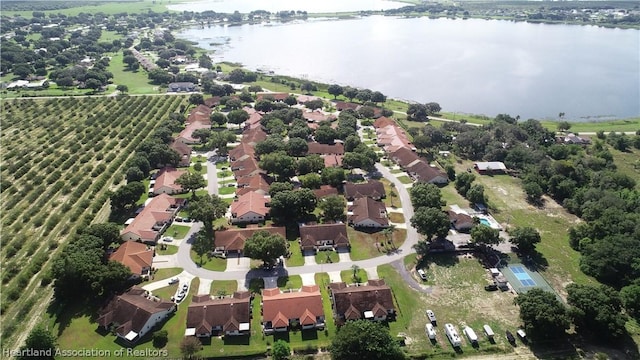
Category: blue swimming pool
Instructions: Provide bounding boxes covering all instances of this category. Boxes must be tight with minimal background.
[510,266,536,287]
[479,218,491,226]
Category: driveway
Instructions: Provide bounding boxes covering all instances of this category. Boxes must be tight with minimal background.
[337,249,351,262]
[198,278,212,295]
[303,250,317,265]
[226,255,251,271]
[390,259,433,294]
[205,150,219,195]
[300,273,316,286]
[152,254,179,269]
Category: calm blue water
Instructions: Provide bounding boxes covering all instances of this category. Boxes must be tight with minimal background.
[177,17,640,120]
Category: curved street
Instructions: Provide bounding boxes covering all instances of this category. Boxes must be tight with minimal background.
[146,158,421,292]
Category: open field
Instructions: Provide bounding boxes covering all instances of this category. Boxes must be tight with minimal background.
[5,0,179,17]
[190,250,227,271]
[210,280,238,296]
[0,95,189,347]
[164,224,191,239]
[347,227,406,261]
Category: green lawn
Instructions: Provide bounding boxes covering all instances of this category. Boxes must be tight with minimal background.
[380,178,400,208]
[540,117,640,133]
[173,189,208,199]
[315,250,339,264]
[190,250,227,271]
[154,268,183,281]
[390,169,404,174]
[152,283,179,301]
[8,0,176,17]
[164,224,191,239]
[218,170,233,178]
[278,275,302,290]
[162,278,200,356]
[218,186,236,195]
[216,161,230,169]
[106,52,157,94]
[155,244,178,255]
[388,212,405,223]
[340,268,368,284]
[397,175,413,184]
[286,241,305,267]
[189,163,207,175]
[347,227,406,261]
[210,280,238,296]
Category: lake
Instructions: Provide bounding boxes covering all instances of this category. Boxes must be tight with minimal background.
[167,0,408,14]
[176,16,640,120]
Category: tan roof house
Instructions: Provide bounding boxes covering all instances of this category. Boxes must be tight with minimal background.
[185,292,251,337]
[109,241,153,277]
[170,140,192,167]
[229,191,269,224]
[97,287,176,343]
[261,285,325,334]
[152,167,186,195]
[121,194,185,244]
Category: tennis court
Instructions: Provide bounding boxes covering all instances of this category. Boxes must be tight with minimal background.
[501,263,556,294]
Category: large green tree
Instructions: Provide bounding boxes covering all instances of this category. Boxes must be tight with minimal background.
[321,167,346,188]
[470,225,501,246]
[259,151,297,181]
[186,194,227,237]
[319,195,346,222]
[410,183,445,209]
[410,207,450,241]
[330,320,405,360]
[509,226,541,253]
[243,231,288,267]
[269,189,317,224]
[18,325,57,360]
[454,172,476,197]
[175,171,206,198]
[566,283,628,340]
[272,339,291,360]
[227,109,249,128]
[110,181,145,212]
[515,288,570,340]
[82,223,122,249]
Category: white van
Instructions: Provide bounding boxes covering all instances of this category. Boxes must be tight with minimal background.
[483,324,494,339]
[425,323,436,340]
[463,326,478,344]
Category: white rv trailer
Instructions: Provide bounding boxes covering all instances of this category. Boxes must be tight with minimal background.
[463,326,478,344]
[444,323,462,347]
[483,324,494,339]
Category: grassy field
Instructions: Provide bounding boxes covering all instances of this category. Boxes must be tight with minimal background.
[608,147,640,189]
[397,175,413,184]
[347,227,406,261]
[388,212,405,223]
[278,275,302,290]
[154,268,183,281]
[107,52,158,94]
[379,261,517,358]
[5,0,178,17]
[286,241,305,267]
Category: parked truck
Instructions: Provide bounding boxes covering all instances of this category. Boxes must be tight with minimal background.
[463,326,478,345]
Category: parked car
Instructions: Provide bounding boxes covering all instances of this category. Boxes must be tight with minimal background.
[417,269,427,281]
[426,310,437,325]
[484,284,498,291]
[516,329,527,341]
[168,277,179,285]
[161,236,174,242]
[505,330,516,344]
[182,284,189,291]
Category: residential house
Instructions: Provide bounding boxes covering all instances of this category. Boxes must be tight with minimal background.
[232,157,263,179]
[302,110,336,123]
[389,147,421,169]
[323,154,344,168]
[256,92,290,102]
[329,280,396,326]
[236,173,272,196]
[121,194,185,244]
[185,292,251,337]
[242,127,268,145]
[214,226,286,255]
[474,161,507,174]
[343,180,386,201]
[448,210,474,232]
[297,94,322,104]
[562,133,591,145]
[170,140,192,167]
[313,185,339,199]
[97,287,176,343]
[187,104,213,123]
[376,125,415,152]
[176,120,211,145]
[152,167,186,195]
[307,142,344,156]
[348,197,389,228]
[229,143,255,162]
[334,101,359,111]
[167,82,196,92]
[299,223,350,252]
[109,241,153,277]
[204,96,221,108]
[373,116,396,129]
[262,285,325,334]
[406,161,449,185]
[244,112,264,130]
[229,191,269,224]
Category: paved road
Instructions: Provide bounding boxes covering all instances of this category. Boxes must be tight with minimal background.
[205,151,219,195]
[390,259,433,294]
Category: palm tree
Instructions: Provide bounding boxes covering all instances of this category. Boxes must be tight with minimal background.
[389,183,397,208]
[383,224,397,250]
[351,264,361,283]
